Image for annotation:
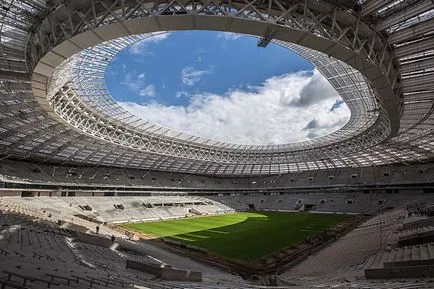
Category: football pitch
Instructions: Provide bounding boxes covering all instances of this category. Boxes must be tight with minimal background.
[125,211,352,262]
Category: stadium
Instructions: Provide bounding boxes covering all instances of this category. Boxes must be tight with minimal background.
[0,0,434,288]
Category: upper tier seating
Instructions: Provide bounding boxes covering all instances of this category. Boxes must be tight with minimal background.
[208,193,433,214]
[1,159,433,190]
[0,196,234,225]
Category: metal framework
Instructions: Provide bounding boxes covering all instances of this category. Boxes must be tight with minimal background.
[46,34,390,164]
[0,0,433,176]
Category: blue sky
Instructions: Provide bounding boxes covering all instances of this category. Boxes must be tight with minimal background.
[106,31,350,145]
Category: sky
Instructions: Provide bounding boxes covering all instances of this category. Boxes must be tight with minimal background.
[106,31,350,145]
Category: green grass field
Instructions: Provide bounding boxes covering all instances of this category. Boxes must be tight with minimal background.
[125,211,352,262]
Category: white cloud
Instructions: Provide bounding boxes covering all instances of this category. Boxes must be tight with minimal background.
[195,49,206,62]
[181,66,212,86]
[175,91,190,98]
[119,69,351,145]
[139,84,156,97]
[121,72,155,98]
[217,32,242,41]
[290,70,340,107]
[129,33,171,55]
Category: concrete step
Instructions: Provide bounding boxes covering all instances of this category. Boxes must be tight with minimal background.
[371,251,385,269]
[363,254,377,269]
[428,243,434,259]
[7,230,19,247]
[387,249,397,263]
[403,246,412,261]
[377,250,394,268]
[395,246,405,262]
[30,230,42,248]
[379,251,390,268]
[411,245,419,261]
[420,243,430,260]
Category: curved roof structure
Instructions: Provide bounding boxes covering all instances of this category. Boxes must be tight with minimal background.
[0,0,433,175]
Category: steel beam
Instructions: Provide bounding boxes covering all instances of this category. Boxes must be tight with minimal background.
[361,0,395,17]
[403,91,434,103]
[394,35,434,58]
[402,73,434,93]
[375,0,434,31]
[0,92,34,101]
[0,70,30,82]
[0,46,25,59]
[388,17,434,44]
[0,102,31,112]
[0,0,431,175]
[400,56,434,74]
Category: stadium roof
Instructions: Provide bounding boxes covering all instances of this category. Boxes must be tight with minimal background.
[0,0,433,175]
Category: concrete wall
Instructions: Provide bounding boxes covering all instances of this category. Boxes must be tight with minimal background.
[126,260,163,276]
[72,231,113,247]
[60,222,90,234]
[384,259,434,268]
[0,190,21,197]
[365,265,434,279]
[160,268,202,282]
[126,260,202,282]
[403,218,434,230]
[398,231,434,246]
